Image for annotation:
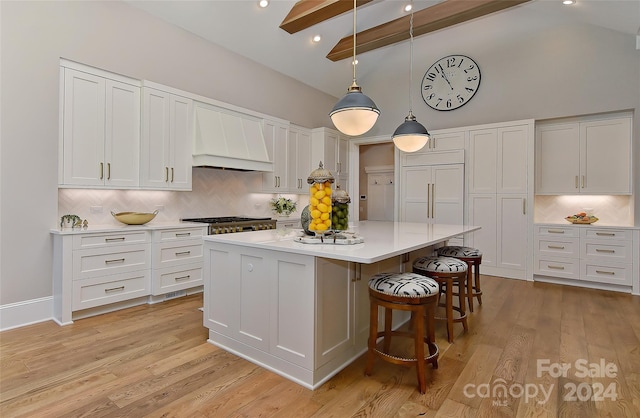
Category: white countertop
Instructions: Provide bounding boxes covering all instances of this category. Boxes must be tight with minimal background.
[50,221,206,235]
[534,222,640,229]
[204,221,480,264]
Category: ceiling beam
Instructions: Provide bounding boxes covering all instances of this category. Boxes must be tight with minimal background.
[280,0,373,34]
[327,0,531,61]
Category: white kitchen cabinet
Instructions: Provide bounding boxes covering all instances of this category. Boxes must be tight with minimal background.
[468,194,528,278]
[535,114,632,195]
[465,120,533,280]
[400,164,464,225]
[204,243,315,369]
[140,84,193,190]
[423,129,465,152]
[262,118,290,192]
[468,124,528,194]
[151,226,206,296]
[534,224,638,292]
[311,127,349,176]
[287,124,312,192]
[53,230,151,324]
[59,64,140,188]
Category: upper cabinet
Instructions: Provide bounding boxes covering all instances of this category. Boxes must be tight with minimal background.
[59,63,141,188]
[288,124,312,193]
[261,117,290,193]
[468,123,529,194]
[535,113,632,195]
[424,129,465,152]
[311,127,349,177]
[140,83,193,190]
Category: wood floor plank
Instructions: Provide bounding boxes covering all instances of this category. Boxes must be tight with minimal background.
[2,278,639,417]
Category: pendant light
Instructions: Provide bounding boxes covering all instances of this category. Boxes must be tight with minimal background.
[392,4,429,153]
[329,0,380,136]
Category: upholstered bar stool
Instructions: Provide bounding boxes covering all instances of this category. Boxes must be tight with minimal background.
[365,272,440,394]
[413,256,468,343]
[437,246,483,312]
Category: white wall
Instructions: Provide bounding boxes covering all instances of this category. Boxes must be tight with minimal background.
[0,0,336,307]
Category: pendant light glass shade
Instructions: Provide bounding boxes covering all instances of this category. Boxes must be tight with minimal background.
[330,0,380,136]
[392,111,429,152]
[392,4,429,152]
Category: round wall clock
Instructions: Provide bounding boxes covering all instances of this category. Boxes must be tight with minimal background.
[421,55,481,111]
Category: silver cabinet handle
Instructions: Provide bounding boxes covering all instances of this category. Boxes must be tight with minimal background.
[595,270,615,275]
[175,275,191,281]
[595,249,615,253]
[175,251,191,256]
[548,265,565,270]
[105,237,125,242]
[171,167,174,183]
[105,286,125,293]
[107,162,111,180]
[100,162,104,180]
[165,167,169,182]
[581,175,585,188]
[548,245,565,249]
[575,175,579,188]
[548,229,565,234]
[105,258,125,264]
[175,232,191,237]
[596,232,615,237]
[522,198,526,215]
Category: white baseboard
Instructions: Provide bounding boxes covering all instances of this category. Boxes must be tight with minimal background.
[0,296,53,331]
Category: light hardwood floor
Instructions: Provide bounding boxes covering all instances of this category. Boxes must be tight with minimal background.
[1,275,639,417]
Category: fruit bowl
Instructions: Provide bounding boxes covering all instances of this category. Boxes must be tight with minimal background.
[565,215,598,224]
[111,210,158,225]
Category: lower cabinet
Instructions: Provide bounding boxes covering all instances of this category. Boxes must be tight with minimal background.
[52,224,206,325]
[468,194,528,279]
[534,224,638,292]
[151,226,206,295]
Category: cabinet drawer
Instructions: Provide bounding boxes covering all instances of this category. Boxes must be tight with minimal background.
[535,237,579,258]
[74,244,150,279]
[581,240,632,263]
[535,225,579,237]
[535,257,580,279]
[152,265,203,295]
[581,228,633,241]
[73,271,150,310]
[154,227,205,242]
[580,261,632,286]
[73,231,149,249]
[153,240,203,268]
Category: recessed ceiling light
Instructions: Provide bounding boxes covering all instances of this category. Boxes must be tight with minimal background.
[312,35,321,43]
[259,0,269,8]
[562,0,576,5]
[404,4,413,12]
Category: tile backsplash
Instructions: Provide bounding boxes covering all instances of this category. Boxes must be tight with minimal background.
[58,167,305,226]
[534,195,633,226]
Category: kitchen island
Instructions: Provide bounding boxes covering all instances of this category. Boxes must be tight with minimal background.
[202,221,480,389]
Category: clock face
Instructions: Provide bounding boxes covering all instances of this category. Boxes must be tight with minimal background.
[421,55,481,111]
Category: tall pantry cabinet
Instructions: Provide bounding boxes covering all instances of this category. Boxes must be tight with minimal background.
[466,120,534,280]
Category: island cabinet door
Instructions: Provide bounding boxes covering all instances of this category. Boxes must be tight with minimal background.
[268,252,316,369]
[203,246,241,341]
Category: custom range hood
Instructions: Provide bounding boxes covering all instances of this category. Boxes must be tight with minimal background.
[192,100,273,172]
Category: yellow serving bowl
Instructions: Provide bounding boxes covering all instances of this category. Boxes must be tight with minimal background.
[111,210,158,225]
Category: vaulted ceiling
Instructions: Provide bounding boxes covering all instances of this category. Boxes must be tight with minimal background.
[127,0,640,98]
